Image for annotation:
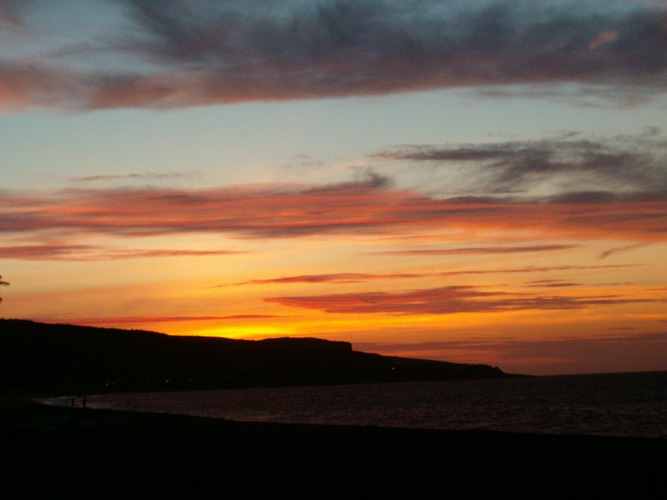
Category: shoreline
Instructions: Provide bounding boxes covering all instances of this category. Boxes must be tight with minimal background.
[2,397,666,497]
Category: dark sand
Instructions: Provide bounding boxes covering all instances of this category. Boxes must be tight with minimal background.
[2,397,665,498]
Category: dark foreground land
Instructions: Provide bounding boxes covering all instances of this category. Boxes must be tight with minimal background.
[2,397,665,499]
[0,319,509,396]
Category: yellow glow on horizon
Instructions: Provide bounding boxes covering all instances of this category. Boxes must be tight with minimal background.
[185,325,296,339]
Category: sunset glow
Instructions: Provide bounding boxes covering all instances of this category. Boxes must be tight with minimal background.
[2,0,667,374]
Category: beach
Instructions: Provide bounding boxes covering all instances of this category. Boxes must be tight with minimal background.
[2,397,665,498]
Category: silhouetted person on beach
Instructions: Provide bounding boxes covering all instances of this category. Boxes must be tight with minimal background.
[0,275,8,302]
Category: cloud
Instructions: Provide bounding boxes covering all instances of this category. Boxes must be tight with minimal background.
[1,0,666,110]
[523,280,581,288]
[357,331,667,355]
[2,171,666,242]
[375,130,667,198]
[0,62,78,111]
[599,242,649,259]
[2,129,667,245]
[353,330,667,372]
[72,174,147,183]
[438,264,638,278]
[65,314,279,327]
[220,264,637,288]
[0,243,241,261]
[69,172,197,184]
[378,244,578,256]
[267,284,658,315]
[226,272,423,287]
[0,0,32,26]
[0,244,94,260]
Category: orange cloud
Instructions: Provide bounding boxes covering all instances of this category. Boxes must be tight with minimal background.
[64,315,279,326]
[226,272,423,287]
[377,245,578,256]
[2,182,666,244]
[266,285,658,315]
[0,244,241,261]
[223,264,636,288]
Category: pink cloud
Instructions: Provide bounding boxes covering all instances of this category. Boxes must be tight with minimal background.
[2,182,666,243]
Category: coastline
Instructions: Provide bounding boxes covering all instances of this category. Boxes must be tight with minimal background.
[2,397,666,498]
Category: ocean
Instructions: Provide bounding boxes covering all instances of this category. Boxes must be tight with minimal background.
[47,371,667,439]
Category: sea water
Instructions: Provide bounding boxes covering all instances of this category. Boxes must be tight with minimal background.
[54,371,667,439]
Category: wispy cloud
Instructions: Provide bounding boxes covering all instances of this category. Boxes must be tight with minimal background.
[375,130,667,198]
[2,172,666,242]
[69,171,197,184]
[0,243,241,261]
[0,0,28,26]
[220,264,637,288]
[377,244,578,256]
[226,272,422,287]
[65,314,279,327]
[599,242,649,260]
[354,330,667,371]
[523,280,581,288]
[0,244,94,261]
[1,0,666,110]
[438,264,637,278]
[357,330,667,357]
[267,285,658,315]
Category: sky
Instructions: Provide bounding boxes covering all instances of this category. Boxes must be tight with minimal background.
[1,0,667,375]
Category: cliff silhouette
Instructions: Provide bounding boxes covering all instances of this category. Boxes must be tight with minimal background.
[0,319,509,394]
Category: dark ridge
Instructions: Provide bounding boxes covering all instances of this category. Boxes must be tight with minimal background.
[0,319,511,395]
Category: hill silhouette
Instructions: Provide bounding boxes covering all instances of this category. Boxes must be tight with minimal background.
[0,319,509,395]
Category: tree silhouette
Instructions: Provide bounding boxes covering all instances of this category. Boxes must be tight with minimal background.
[0,276,8,302]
